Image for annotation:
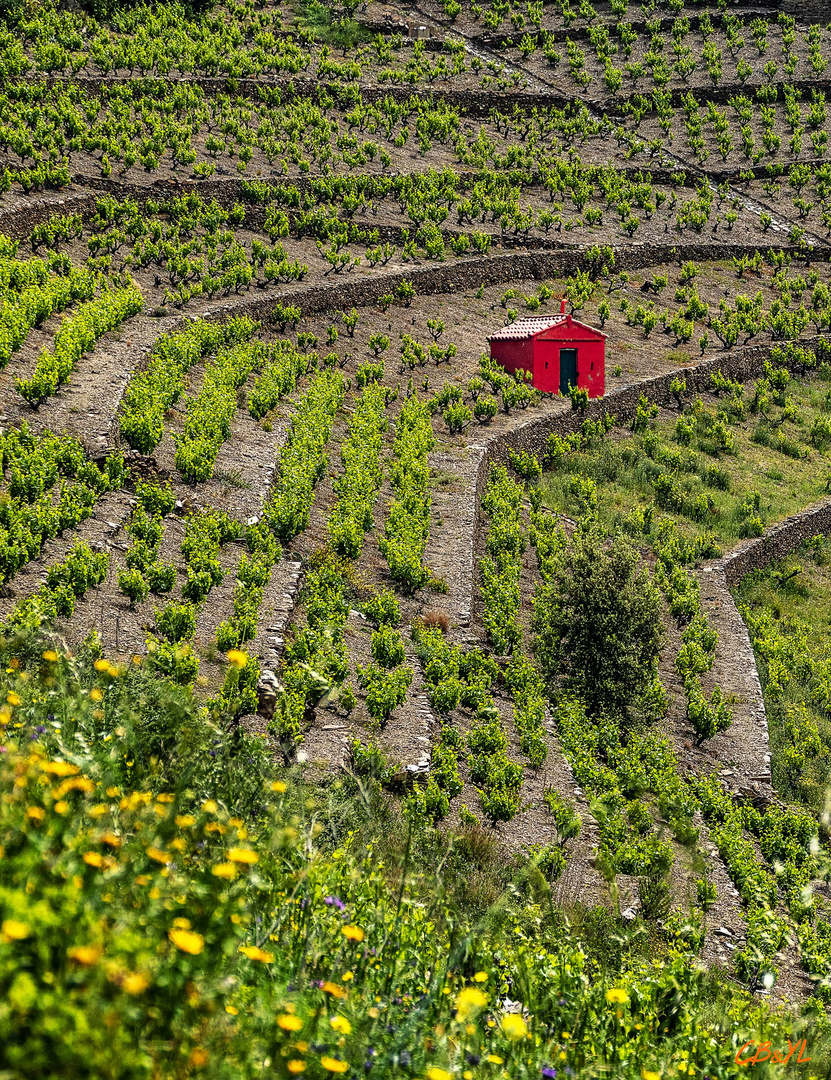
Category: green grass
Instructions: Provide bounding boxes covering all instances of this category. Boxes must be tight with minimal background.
[540,371,831,554]
[735,537,831,809]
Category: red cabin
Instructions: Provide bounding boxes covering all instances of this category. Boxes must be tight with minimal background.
[488,300,606,398]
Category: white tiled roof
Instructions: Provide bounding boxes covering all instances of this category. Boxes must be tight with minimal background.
[489,315,566,341]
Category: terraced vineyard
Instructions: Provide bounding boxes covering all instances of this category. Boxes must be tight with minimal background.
[9,0,831,1075]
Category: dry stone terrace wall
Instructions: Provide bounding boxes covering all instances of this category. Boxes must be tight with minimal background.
[31,75,577,116]
[722,496,831,586]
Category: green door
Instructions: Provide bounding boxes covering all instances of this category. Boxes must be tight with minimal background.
[559,348,577,395]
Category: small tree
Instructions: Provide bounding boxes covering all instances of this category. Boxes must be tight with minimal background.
[532,526,665,718]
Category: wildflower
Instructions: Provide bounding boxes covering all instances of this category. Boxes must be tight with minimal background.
[239,945,274,963]
[642,1072,661,1080]
[320,1059,348,1074]
[325,896,346,910]
[228,847,258,865]
[68,945,101,965]
[605,988,629,1006]
[501,1013,528,1041]
[190,1048,209,1067]
[90,688,103,702]
[341,925,364,942]
[168,929,205,955]
[272,780,287,793]
[426,1069,453,1080]
[330,1016,352,1035]
[288,1063,306,1075]
[176,815,196,827]
[173,918,191,929]
[7,692,20,706]
[202,800,218,813]
[342,971,354,982]
[146,847,171,864]
[94,659,110,672]
[225,1004,239,1016]
[42,651,59,662]
[487,1055,504,1065]
[542,1070,557,1079]
[122,972,150,995]
[226,650,248,668]
[212,862,238,880]
[278,1014,304,1032]
[322,981,347,999]
[26,806,45,821]
[473,971,488,982]
[54,801,69,814]
[83,851,104,868]
[1,919,29,942]
[58,777,95,795]
[455,986,488,1020]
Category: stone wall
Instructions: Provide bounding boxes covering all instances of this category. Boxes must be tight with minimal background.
[722,497,831,587]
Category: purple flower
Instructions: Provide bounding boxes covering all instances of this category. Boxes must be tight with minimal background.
[542,1069,557,1079]
[35,725,46,734]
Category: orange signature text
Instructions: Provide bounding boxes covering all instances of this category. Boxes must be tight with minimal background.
[735,1040,811,1067]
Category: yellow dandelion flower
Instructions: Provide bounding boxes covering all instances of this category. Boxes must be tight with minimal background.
[83,851,104,867]
[212,862,238,880]
[146,846,171,864]
[228,848,258,865]
[287,1062,306,1075]
[173,918,191,929]
[342,971,353,982]
[90,688,104,703]
[42,651,59,662]
[168,928,205,955]
[54,800,69,814]
[1,919,29,942]
[426,1069,452,1080]
[239,945,274,963]
[271,780,287,793]
[26,806,45,821]
[122,972,150,995]
[455,986,487,1020]
[175,815,196,827]
[6,692,20,707]
[330,1016,352,1035]
[641,1073,660,1080]
[500,1013,528,1041]
[605,988,629,1006]
[473,971,488,983]
[226,650,248,668]
[57,777,95,795]
[278,1014,304,1032]
[94,659,110,672]
[341,925,364,942]
[322,981,347,999]
[68,945,101,966]
[320,1058,348,1074]
[225,1004,239,1016]
[487,1055,504,1065]
[189,1048,208,1067]
[202,800,218,814]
